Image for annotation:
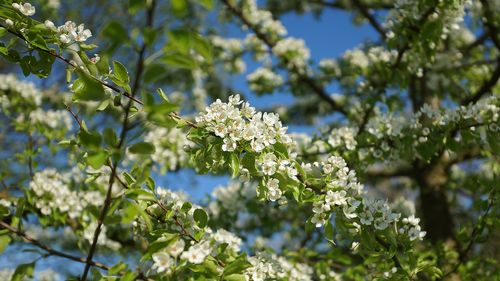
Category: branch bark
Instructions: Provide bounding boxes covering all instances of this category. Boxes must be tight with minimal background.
[0,220,110,270]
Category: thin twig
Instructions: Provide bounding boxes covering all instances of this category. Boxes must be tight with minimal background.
[351,0,386,39]
[309,0,393,10]
[479,0,500,51]
[461,57,500,105]
[442,187,496,277]
[0,220,110,270]
[64,103,83,129]
[27,131,34,178]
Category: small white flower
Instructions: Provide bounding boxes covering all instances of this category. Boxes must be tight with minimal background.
[59,34,71,44]
[12,2,36,16]
[222,137,237,152]
[152,251,174,273]
[166,239,185,257]
[44,20,56,31]
[265,178,281,201]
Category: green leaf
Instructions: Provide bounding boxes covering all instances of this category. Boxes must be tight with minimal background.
[129,0,146,14]
[129,142,155,154]
[230,153,240,178]
[156,88,169,102]
[144,96,179,127]
[108,262,127,275]
[324,221,335,245]
[113,60,130,83]
[224,274,246,281]
[102,21,129,43]
[0,205,9,219]
[168,29,212,62]
[172,0,187,16]
[192,35,212,62]
[241,153,258,175]
[11,262,35,281]
[86,151,108,169]
[72,70,106,101]
[198,0,214,10]
[193,208,208,228]
[125,189,156,201]
[0,236,11,254]
[79,43,98,51]
[223,254,251,276]
[103,128,117,147]
[78,130,102,149]
[163,52,197,69]
[121,202,139,224]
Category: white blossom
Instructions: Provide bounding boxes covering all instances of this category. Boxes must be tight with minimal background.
[12,2,36,16]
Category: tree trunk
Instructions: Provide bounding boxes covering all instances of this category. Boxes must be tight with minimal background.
[416,160,456,243]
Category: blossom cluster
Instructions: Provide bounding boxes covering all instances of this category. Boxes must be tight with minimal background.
[0,74,41,107]
[399,215,427,241]
[146,186,319,280]
[127,126,191,171]
[83,221,122,250]
[211,36,246,74]
[244,252,314,281]
[240,0,287,38]
[244,34,269,61]
[44,20,93,45]
[11,1,91,48]
[272,38,310,72]
[26,108,73,130]
[342,47,397,70]
[318,58,341,77]
[29,169,104,219]
[327,127,358,151]
[310,156,364,227]
[362,95,499,161]
[383,0,470,73]
[144,189,245,270]
[195,96,427,245]
[208,181,256,218]
[0,74,72,134]
[246,67,284,94]
[195,94,292,153]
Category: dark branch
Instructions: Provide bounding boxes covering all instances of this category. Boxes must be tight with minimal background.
[310,0,393,10]
[461,57,500,105]
[351,0,386,39]
[0,220,110,270]
[479,0,500,51]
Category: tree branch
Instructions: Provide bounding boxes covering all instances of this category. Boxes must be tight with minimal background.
[351,0,386,39]
[461,57,500,105]
[309,0,393,10]
[0,220,110,270]
[479,0,500,51]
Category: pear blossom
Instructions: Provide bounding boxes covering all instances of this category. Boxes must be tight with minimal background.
[12,2,35,16]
